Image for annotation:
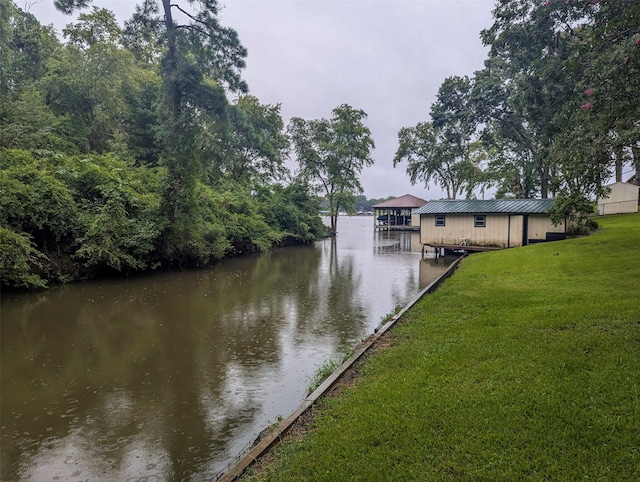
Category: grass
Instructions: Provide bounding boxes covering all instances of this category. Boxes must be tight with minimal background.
[243,214,640,481]
[306,347,356,395]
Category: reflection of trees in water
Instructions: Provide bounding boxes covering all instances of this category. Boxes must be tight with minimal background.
[0,234,435,480]
[0,245,326,480]
[303,237,366,346]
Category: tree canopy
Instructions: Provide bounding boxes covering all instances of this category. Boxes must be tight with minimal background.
[396,0,639,224]
[0,1,327,289]
[394,76,485,200]
[288,104,375,234]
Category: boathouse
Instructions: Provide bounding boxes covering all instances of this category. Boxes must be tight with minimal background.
[414,199,567,252]
[373,194,427,231]
[596,181,639,215]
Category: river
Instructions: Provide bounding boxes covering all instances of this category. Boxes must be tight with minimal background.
[1,216,454,481]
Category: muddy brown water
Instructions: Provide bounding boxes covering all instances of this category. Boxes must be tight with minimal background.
[1,216,454,481]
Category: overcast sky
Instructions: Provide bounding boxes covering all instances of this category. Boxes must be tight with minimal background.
[29,0,495,200]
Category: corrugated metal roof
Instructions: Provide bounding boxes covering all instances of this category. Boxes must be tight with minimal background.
[372,194,428,209]
[414,199,554,215]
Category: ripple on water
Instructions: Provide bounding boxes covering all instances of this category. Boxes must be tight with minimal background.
[64,455,77,465]
[98,443,120,453]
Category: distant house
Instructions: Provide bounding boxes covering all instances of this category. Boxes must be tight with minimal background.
[596,182,639,215]
[372,194,427,231]
[414,199,567,251]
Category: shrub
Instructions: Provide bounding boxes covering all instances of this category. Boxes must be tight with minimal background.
[0,227,47,289]
[0,150,78,244]
[258,182,325,244]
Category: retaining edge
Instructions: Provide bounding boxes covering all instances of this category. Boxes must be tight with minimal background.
[219,255,464,481]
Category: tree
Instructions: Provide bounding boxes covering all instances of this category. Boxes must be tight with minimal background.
[0,2,326,289]
[558,1,640,188]
[54,0,249,263]
[478,3,579,199]
[204,95,289,184]
[38,39,143,153]
[62,5,122,48]
[0,1,59,96]
[394,76,484,199]
[288,104,375,234]
[478,0,639,219]
[0,2,66,150]
[473,61,545,198]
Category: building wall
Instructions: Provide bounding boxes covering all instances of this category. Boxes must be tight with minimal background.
[528,215,565,240]
[597,183,640,215]
[509,215,524,246]
[420,213,564,248]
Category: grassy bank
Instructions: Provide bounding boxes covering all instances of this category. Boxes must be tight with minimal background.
[245,214,640,481]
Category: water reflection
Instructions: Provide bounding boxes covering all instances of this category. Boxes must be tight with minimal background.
[1,217,454,480]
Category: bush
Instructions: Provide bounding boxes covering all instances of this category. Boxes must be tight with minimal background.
[0,149,164,285]
[0,150,78,244]
[63,154,163,274]
[0,227,47,289]
[215,181,281,254]
[549,191,595,233]
[258,182,325,244]
[160,182,231,267]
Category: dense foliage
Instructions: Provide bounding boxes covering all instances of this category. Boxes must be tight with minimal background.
[395,0,639,224]
[0,1,326,289]
[288,104,375,234]
[0,149,325,288]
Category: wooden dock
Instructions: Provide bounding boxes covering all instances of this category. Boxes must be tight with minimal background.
[373,224,419,231]
[422,243,503,257]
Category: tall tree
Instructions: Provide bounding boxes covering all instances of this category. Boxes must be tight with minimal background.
[479,2,578,199]
[54,0,248,262]
[0,1,64,150]
[473,60,545,198]
[479,0,639,216]
[0,0,59,96]
[555,1,640,187]
[62,5,122,48]
[288,104,375,234]
[394,76,483,199]
[38,37,142,153]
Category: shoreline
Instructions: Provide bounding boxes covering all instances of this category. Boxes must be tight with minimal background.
[218,256,465,481]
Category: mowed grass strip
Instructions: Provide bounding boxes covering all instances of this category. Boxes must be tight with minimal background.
[245,214,640,482]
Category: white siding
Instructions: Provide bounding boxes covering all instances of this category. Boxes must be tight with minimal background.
[528,215,564,241]
[597,183,639,215]
[421,213,564,248]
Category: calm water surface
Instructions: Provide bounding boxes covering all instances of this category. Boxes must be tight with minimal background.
[1,217,454,481]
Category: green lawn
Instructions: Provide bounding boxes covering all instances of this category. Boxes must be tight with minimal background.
[245,214,640,481]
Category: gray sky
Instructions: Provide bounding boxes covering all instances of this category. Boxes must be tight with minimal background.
[29,0,495,200]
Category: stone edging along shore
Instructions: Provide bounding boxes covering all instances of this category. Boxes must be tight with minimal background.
[218,256,465,481]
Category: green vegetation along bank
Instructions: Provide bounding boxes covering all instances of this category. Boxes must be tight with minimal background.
[1,3,376,290]
[243,214,640,481]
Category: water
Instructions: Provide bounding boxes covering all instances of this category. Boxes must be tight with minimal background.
[1,216,454,481]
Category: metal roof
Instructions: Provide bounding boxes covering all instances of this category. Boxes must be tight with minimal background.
[372,194,428,209]
[414,199,554,215]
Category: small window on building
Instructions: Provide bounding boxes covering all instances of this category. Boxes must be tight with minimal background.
[474,215,486,228]
[435,215,446,227]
